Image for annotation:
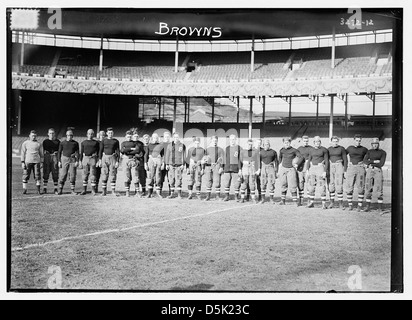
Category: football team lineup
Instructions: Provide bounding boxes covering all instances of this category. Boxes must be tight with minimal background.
[20,126,388,213]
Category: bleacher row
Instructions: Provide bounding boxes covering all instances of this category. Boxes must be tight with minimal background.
[13,42,392,82]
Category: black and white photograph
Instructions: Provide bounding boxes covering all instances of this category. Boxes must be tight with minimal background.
[3,1,406,299]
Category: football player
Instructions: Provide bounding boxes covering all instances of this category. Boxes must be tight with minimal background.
[21,130,44,194]
[306,136,329,209]
[42,128,60,194]
[186,137,205,200]
[297,135,313,206]
[345,134,368,211]
[222,134,242,202]
[78,129,100,195]
[239,139,260,204]
[278,137,303,206]
[165,132,186,199]
[146,133,166,198]
[204,135,225,201]
[57,129,79,195]
[362,138,387,212]
[327,136,347,209]
[99,127,120,196]
[259,139,278,204]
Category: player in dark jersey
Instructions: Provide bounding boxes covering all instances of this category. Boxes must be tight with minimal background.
[239,139,260,204]
[278,137,303,206]
[254,138,263,202]
[160,132,172,197]
[146,133,165,198]
[78,129,100,195]
[222,134,242,202]
[42,128,60,194]
[297,135,313,206]
[204,136,225,201]
[131,130,147,197]
[186,137,205,200]
[259,139,278,204]
[121,130,144,197]
[140,134,150,196]
[345,134,369,211]
[165,132,186,199]
[327,136,347,209]
[95,130,106,193]
[99,127,120,196]
[306,136,329,209]
[57,129,79,195]
[362,138,387,212]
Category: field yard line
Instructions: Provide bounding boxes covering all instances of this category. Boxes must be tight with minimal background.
[11,204,256,252]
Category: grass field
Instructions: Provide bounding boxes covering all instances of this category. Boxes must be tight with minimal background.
[9,158,392,292]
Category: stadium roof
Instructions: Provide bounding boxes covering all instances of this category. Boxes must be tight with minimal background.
[12,8,399,41]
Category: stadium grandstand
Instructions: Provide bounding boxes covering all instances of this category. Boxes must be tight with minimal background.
[10,9,395,179]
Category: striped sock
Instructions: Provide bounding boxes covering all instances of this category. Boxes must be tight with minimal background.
[321,195,326,206]
[309,194,315,204]
[292,192,298,203]
[329,192,335,201]
[337,193,343,202]
[358,194,364,207]
[347,194,353,206]
[281,192,286,200]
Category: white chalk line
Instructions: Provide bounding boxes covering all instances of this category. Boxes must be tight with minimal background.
[11,203,256,252]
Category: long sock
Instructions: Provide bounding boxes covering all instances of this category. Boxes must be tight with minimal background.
[309,194,315,204]
[321,195,326,206]
[347,194,353,207]
[358,194,364,208]
[292,191,298,204]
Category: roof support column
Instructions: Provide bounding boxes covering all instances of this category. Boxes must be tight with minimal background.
[97,95,101,133]
[251,34,255,72]
[316,95,319,130]
[173,97,177,133]
[99,36,103,72]
[212,98,215,123]
[344,93,348,130]
[262,96,266,133]
[20,32,25,66]
[331,27,336,69]
[158,97,162,119]
[372,92,376,131]
[237,97,240,123]
[249,97,253,139]
[137,97,140,120]
[175,36,179,73]
[329,94,334,139]
[288,96,292,126]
